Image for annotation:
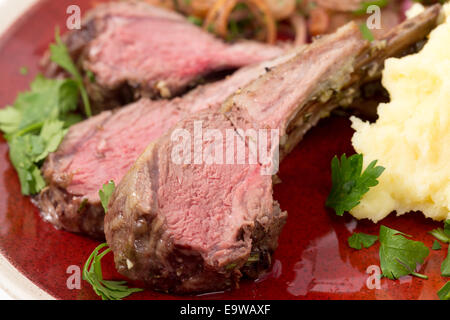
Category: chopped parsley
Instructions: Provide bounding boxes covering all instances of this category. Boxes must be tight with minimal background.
[441,246,450,277]
[348,232,378,250]
[429,220,450,243]
[326,154,384,216]
[432,240,442,250]
[429,228,450,243]
[379,225,429,280]
[83,243,143,300]
[438,282,450,300]
[50,28,92,117]
[359,23,375,42]
[0,28,91,195]
[0,75,81,194]
[444,219,450,237]
[99,180,115,213]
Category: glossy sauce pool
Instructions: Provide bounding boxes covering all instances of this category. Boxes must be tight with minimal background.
[0,0,446,300]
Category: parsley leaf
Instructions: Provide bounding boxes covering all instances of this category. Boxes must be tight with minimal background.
[8,136,46,195]
[359,23,375,42]
[50,28,91,117]
[445,219,450,236]
[348,232,378,250]
[0,76,78,137]
[438,282,450,300]
[7,120,68,194]
[326,154,385,216]
[429,228,450,243]
[0,75,79,195]
[379,225,429,280]
[432,240,442,250]
[0,29,89,195]
[441,246,450,277]
[429,220,450,243]
[83,243,143,300]
[99,180,115,213]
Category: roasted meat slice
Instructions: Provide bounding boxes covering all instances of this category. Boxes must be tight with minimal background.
[43,1,283,114]
[107,111,286,293]
[36,48,302,238]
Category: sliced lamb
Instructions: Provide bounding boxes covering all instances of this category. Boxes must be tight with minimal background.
[104,5,442,294]
[36,47,303,239]
[43,1,283,114]
[107,111,285,293]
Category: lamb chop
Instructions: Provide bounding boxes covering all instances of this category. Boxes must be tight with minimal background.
[36,48,303,239]
[104,5,443,294]
[43,1,283,114]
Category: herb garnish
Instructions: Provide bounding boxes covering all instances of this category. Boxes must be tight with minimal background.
[359,23,375,42]
[348,232,378,250]
[0,75,81,194]
[0,28,91,195]
[429,220,450,243]
[50,28,92,117]
[441,246,450,277]
[429,228,450,243]
[438,282,450,300]
[432,240,442,250]
[326,154,384,216]
[83,243,143,300]
[99,180,116,213]
[379,225,429,280]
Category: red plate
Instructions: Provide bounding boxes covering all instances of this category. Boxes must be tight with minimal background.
[0,0,446,300]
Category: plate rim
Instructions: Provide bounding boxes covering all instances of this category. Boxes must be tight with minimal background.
[0,0,56,300]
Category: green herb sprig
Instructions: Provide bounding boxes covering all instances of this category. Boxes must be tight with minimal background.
[438,282,450,300]
[359,23,375,42]
[441,246,450,277]
[348,232,378,250]
[99,180,115,213]
[50,28,92,117]
[0,28,90,195]
[429,220,450,243]
[379,226,429,280]
[83,243,143,300]
[432,240,442,250]
[326,154,384,216]
[0,75,81,194]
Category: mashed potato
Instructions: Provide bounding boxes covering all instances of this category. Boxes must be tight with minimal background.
[405,3,425,19]
[349,4,450,222]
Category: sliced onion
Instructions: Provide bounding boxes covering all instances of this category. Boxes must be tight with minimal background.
[203,0,276,43]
